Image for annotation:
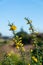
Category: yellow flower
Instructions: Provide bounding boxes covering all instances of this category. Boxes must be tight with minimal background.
[17,42,20,45]
[40,63,42,65]
[32,56,38,62]
[16,45,19,49]
[19,43,23,47]
[30,49,33,52]
[7,50,14,56]
[10,25,17,30]
[10,50,14,54]
[29,20,32,23]
[21,44,23,47]
[19,40,22,43]
[19,37,22,39]
[8,53,11,56]
[28,64,30,65]
[22,47,25,51]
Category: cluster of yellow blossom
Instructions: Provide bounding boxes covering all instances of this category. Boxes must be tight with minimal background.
[13,36,25,51]
[16,40,25,51]
[10,25,17,30]
[16,45,25,52]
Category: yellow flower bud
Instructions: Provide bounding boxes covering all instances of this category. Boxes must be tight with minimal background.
[22,47,25,51]
[19,37,22,39]
[8,53,11,56]
[16,46,19,49]
[40,63,42,65]
[21,44,23,47]
[29,20,32,23]
[30,49,33,52]
[32,56,38,62]
[28,64,30,65]
[17,42,19,45]
[7,50,14,56]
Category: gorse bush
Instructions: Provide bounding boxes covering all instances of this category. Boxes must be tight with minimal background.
[25,17,43,65]
[1,17,43,65]
[1,51,28,65]
[2,52,19,65]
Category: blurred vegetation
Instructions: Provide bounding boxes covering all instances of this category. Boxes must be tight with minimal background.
[0,30,43,46]
[0,33,11,46]
[0,18,43,65]
[0,33,2,37]
[1,53,28,65]
[14,28,43,45]
[15,28,32,45]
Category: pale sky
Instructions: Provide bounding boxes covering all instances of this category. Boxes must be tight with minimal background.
[0,0,43,36]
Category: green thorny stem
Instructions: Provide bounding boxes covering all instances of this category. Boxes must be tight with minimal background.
[13,30,16,37]
[25,17,41,65]
[13,30,25,65]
